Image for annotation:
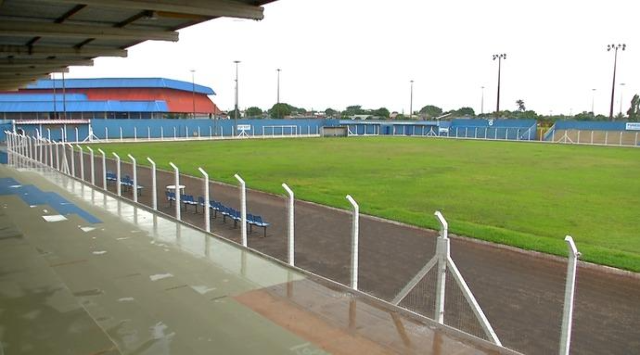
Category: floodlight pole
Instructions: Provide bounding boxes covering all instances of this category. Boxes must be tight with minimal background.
[169,162,181,221]
[76,145,85,181]
[346,195,359,290]
[234,174,247,247]
[607,44,626,121]
[147,157,157,210]
[112,152,121,196]
[128,154,137,203]
[282,183,295,266]
[198,167,210,232]
[86,146,95,185]
[98,148,107,190]
[493,53,506,115]
[559,236,580,355]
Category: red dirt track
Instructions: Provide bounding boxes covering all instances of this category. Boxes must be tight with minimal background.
[82,153,640,355]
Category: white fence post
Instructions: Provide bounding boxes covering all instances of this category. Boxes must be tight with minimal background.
[169,162,181,221]
[134,127,137,141]
[75,127,79,143]
[54,141,60,170]
[147,127,151,140]
[173,127,176,140]
[68,144,75,177]
[198,167,210,232]
[128,154,137,203]
[47,128,51,140]
[77,145,85,181]
[113,152,121,196]
[161,126,164,140]
[98,149,107,190]
[434,211,449,324]
[234,174,248,247]
[282,183,295,266]
[346,195,359,290]
[105,127,109,142]
[559,236,580,355]
[120,127,123,141]
[86,146,95,185]
[147,157,157,210]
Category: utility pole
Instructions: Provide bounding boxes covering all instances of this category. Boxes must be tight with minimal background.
[234,60,241,133]
[277,68,281,104]
[409,80,414,119]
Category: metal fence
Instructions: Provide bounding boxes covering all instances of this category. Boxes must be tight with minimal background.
[5,130,584,355]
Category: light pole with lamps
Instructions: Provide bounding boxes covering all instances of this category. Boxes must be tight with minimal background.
[493,53,507,115]
[607,44,626,121]
[234,60,241,133]
[409,80,414,119]
[190,69,196,119]
[277,68,281,104]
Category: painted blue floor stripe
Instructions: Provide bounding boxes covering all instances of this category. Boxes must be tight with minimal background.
[0,177,101,224]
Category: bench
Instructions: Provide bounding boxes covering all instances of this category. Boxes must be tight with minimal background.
[120,176,143,196]
[166,191,176,206]
[106,171,118,183]
[247,213,270,237]
[221,206,241,228]
[181,194,199,212]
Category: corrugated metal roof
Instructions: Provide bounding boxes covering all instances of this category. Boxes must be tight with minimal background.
[26,78,215,95]
[0,100,168,113]
[0,93,88,102]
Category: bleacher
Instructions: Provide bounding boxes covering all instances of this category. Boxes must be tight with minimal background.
[544,121,640,146]
[446,119,537,140]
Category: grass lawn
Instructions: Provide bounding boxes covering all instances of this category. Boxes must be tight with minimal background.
[90,137,640,272]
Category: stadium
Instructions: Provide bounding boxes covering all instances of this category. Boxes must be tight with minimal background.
[1,1,639,355]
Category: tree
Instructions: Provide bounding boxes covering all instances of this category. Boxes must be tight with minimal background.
[372,107,390,118]
[227,108,241,119]
[454,107,475,116]
[245,106,263,118]
[325,108,337,117]
[627,94,639,122]
[419,105,443,118]
[516,99,526,112]
[269,103,292,119]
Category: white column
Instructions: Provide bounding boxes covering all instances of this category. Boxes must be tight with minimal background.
[113,152,121,196]
[559,236,580,355]
[198,167,210,232]
[86,147,95,185]
[105,127,109,142]
[98,148,107,190]
[434,211,449,324]
[234,174,248,247]
[147,127,151,140]
[346,195,359,290]
[77,145,85,181]
[128,154,137,203]
[283,183,295,266]
[160,126,164,140]
[147,157,157,210]
[169,162,181,220]
[54,141,60,170]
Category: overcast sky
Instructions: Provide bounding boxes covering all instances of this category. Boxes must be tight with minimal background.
[66,0,638,116]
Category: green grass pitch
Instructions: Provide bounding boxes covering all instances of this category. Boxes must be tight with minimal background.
[90,137,640,272]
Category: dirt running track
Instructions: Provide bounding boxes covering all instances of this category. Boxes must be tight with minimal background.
[77,153,640,355]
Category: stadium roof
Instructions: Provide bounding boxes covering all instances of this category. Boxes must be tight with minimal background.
[26,77,215,95]
[0,0,276,91]
[0,99,168,112]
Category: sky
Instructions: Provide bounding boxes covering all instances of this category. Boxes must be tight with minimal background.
[66,0,639,116]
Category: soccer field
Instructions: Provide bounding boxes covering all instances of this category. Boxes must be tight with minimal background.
[90,137,640,271]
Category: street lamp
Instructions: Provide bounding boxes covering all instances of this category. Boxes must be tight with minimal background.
[481,86,485,115]
[190,69,196,119]
[277,68,281,104]
[619,82,626,116]
[591,88,596,115]
[493,53,506,115]
[409,80,414,119]
[234,60,241,131]
[607,44,626,121]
